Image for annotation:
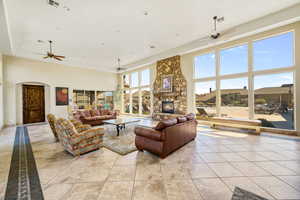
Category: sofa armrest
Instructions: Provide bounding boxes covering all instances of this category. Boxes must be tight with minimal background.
[134,126,164,141]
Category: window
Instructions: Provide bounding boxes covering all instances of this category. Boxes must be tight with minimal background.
[193,31,295,130]
[132,89,139,114]
[123,74,130,88]
[123,90,130,113]
[141,69,150,86]
[253,32,294,71]
[220,44,248,75]
[194,53,215,79]
[254,73,294,130]
[142,88,151,114]
[122,68,151,115]
[195,81,216,118]
[131,72,139,88]
[220,78,248,118]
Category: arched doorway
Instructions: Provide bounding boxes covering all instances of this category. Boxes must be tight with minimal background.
[16,82,50,125]
[22,84,45,124]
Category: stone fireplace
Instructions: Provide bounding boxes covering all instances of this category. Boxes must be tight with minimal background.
[152,55,187,120]
[162,101,174,114]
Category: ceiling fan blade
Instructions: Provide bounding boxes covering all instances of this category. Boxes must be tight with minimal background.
[54,55,65,58]
[43,56,49,59]
[54,56,63,61]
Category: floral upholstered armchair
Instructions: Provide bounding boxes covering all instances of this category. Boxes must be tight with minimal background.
[47,114,91,141]
[55,118,104,156]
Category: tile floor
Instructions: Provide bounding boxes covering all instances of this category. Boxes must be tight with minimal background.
[1,123,300,200]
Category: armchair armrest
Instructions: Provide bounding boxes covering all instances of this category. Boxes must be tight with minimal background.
[76,124,91,133]
[70,128,104,145]
[70,119,82,128]
[81,128,104,139]
[134,126,164,141]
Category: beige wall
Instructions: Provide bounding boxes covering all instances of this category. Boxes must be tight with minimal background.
[3,56,118,126]
[0,54,3,129]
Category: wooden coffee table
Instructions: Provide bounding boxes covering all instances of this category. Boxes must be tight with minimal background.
[103,118,140,136]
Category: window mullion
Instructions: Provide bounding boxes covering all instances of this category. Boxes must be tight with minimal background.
[216,50,221,117]
[248,42,254,119]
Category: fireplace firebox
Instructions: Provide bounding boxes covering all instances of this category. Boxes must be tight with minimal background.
[162,101,174,114]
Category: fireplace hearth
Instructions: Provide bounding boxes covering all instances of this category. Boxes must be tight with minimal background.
[162,101,174,114]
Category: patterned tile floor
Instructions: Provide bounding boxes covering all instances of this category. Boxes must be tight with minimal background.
[1,122,300,200]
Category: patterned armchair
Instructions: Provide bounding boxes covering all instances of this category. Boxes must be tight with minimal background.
[47,114,92,141]
[55,118,104,156]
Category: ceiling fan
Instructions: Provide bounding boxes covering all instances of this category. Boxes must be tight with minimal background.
[116,58,127,72]
[42,40,65,61]
[196,16,225,43]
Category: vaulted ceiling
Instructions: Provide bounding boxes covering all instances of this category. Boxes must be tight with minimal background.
[1,0,300,72]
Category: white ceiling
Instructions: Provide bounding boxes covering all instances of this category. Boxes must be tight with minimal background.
[1,0,300,72]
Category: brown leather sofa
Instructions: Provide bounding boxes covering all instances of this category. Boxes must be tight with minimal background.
[134,113,197,158]
[74,109,117,126]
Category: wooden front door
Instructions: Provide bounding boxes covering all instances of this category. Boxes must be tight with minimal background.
[23,85,45,124]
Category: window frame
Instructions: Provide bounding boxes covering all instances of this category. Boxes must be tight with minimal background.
[121,68,152,116]
[193,30,296,130]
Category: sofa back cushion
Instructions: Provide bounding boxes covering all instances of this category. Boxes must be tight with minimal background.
[90,109,101,117]
[101,109,110,115]
[155,118,178,130]
[81,110,91,118]
[186,113,195,120]
[177,116,187,123]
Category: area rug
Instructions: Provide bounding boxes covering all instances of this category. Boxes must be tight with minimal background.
[231,187,269,200]
[102,123,137,155]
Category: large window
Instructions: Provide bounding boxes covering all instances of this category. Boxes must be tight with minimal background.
[220,78,248,118]
[141,88,151,115]
[253,32,294,71]
[220,44,248,75]
[123,90,130,113]
[122,68,152,115]
[194,53,215,79]
[193,31,295,130]
[195,81,216,118]
[254,73,294,130]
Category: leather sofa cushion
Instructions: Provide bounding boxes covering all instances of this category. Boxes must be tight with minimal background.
[186,113,195,120]
[90,109,101,117]
[81,110,91,118]
[135,126,164,141]
[155,118,178,130]
[177,116,187,123]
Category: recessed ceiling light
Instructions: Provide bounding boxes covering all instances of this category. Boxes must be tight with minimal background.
[150,45,155,49]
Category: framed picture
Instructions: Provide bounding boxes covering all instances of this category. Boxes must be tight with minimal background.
[56,87,69,106]
[161,75,173,92]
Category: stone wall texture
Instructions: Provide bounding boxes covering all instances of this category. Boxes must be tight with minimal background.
[153,55,187,120]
